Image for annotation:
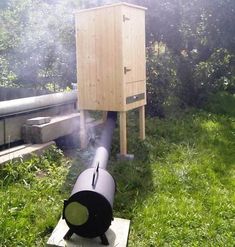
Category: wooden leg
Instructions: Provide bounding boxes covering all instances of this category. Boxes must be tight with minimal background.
[102,111,107,123]
[120,111,127,156]
[80,110,87,149]
[139,106,145,140]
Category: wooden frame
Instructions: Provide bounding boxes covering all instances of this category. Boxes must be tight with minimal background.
[76,3,146,112]
[76,3,147,154]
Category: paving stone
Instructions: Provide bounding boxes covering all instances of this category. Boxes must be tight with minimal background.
[22,113,104,144]
[0,141,55,165]
[47,217,130,247]
[26,117,51,125]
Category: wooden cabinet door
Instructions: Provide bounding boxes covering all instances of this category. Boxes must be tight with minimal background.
[122,7,146,84]
[76,6,124,111]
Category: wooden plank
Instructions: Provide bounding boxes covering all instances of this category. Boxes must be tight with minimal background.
[77,11,97,110]
[122,6,146,111]
[77,5,124,112]
[102,111,107,123]
[125,80,145,97]
[126,94,146,112]
[125,79,146,111]
[79,110,87,149]
[75,2,147,14]
[76,4,146,112]
[139,106,145,140]
[122,6,146,84]
[47,217,130,247]
[120,111,127,155]
[114,5,125,111]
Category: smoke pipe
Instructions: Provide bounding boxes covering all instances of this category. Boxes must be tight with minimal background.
[63,111,117,245]
[91,111,117,169]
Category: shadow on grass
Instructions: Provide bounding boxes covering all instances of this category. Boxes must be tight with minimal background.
[109,114,154,220]
[60,151,88,195]
[60,114,154,222]
[109,143,154,220]
[58,101,234,246]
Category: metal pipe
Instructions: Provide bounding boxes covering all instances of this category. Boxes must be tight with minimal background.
[91,111,117,169]
[62,111,117,243]
[0,91,77,117]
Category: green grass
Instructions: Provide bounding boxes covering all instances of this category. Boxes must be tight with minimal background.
[110,96,235,246]
[0,93,234,246]
[0,146,71,246]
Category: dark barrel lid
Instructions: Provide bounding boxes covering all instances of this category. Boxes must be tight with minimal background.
[63,190,113,238]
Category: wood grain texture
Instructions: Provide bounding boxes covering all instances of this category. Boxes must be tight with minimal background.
[79,110,87,149]
[76,3,146,112]
[139,105,145,140]
[120,111,127,155]
[75,2,147,14]
[122,6,146,84]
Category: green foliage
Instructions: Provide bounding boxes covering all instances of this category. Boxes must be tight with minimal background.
[128,0,235,114]
[194,49,234,91]
[0,0,79,91]
[177,48,234,107]
[1,0,235,112]
[146,46,179,117]
[0,56,17,87]
[0,145,71,246]
[205,91,235,117]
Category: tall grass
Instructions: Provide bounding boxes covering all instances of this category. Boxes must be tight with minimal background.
[0,93,234,246]
[110,94,235,246]
[0,146,70,246]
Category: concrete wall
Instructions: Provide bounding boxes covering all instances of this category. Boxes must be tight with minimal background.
[0,120,4,146]
[0,91,78,147]
[0,103,76,146]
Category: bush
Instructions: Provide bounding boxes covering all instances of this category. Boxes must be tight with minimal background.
[146,46,179,117]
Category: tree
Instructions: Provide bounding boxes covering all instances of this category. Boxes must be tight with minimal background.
[0,0,80,91]
[1,0,234,111]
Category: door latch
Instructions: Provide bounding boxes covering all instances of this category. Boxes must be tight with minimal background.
[124,66,132,74]
[123,15,130,22]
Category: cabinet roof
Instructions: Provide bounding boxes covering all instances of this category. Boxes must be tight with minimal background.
[75,2,147,14]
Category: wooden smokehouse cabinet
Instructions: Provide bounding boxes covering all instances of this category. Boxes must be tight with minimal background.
[76,2,146,111]
[75,3,147,155]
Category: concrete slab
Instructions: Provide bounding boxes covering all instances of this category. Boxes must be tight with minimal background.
[22,113,104,144]
[0,120,4,146]
[0,144,31,157]
[47,217,130,247]
[1,104,76,146]
[26,117,51,125]
[0,141,55,165]
[22,113,80,144]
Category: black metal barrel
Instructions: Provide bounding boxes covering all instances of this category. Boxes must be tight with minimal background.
[63,111,117,241]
